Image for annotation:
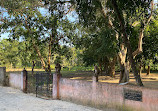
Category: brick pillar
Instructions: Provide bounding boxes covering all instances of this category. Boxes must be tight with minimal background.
[92,76,98,82]
[92,75,98,105]
[92,76,98,90]
[0,67,6,86]
[53,63,61,99]
[21,68,27,93]
[53,73,61,99]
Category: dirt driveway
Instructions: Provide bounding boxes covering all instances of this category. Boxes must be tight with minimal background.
[0,86,105,111]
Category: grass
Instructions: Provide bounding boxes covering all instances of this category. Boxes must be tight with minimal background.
[69,71,158,89]
[6,68,45,72]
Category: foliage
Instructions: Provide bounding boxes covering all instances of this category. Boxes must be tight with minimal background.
[0,39,40,68]
[143,11,158,60]
[0,0,74,71]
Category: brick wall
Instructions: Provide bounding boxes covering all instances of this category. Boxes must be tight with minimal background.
[58,78,158,111]
[9,73,23,90]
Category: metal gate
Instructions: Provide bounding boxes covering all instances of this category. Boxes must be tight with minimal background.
[27,72,36,94]
[35,73,53,99]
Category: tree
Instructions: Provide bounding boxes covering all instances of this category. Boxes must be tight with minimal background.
[142,10,158,75]
[78,28,118,77]
[0,39,19,68]
[111,0,155,86]
[0,39,42,68]
[73,0,155,86]
[63,3,119,77]
[0,0,74,72]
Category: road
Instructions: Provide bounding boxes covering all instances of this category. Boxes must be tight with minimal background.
[0,86,103,111]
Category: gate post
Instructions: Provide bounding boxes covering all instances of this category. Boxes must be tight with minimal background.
[0,67,6,86]
[93,65,100,82]
[21,68,27,93]
[53,63,61,99]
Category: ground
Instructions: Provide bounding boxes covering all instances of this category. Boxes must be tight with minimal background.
[0,86,104,111]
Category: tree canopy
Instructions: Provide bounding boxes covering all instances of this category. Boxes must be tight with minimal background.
[0,0,157,86]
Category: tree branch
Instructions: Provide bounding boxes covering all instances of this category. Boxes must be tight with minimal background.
[132,1,154,57]
[64,4,74,15]
[97,0,118,34]
[33,42,46,69]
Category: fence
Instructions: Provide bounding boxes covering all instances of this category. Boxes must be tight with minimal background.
[55,75,158,111]
[59,78,158,111]
[9,73,23,89]
[7,70,158,111]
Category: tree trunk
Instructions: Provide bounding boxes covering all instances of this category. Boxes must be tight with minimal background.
[147,65,150,75]
[111,0,144,86]
[127,43,143,86]
[139,62,142,75]
[139,66,142,75]
[32,61,35,75]
[47,35,53,73]
[33,44,46,70]
[47,14,57,73]
[98,60,103,75]
[119,63,130,84]
[109,57,117,78]
[103,57,110,76]
[117,44,129,84]
[143,64,146,72]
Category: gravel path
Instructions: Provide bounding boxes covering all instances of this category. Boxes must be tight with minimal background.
[0,86,107,111]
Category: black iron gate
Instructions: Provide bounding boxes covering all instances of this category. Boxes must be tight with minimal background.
[35,73,53,99]
[27,72,36,94]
